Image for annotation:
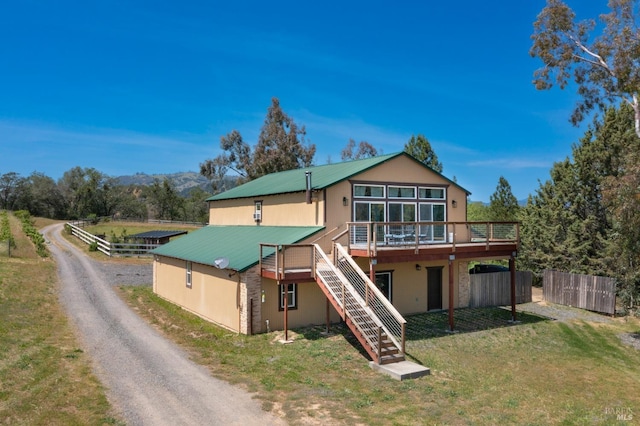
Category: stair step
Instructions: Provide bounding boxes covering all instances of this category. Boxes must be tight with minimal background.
[379,354,405,365]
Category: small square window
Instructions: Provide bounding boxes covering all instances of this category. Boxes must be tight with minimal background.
[278,283,297,310]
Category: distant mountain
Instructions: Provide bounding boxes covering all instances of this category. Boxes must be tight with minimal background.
[116,172,212,196]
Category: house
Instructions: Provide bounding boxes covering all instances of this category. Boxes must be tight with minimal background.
[151,152,519,364]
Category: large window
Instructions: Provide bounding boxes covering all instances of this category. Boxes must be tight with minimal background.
[419,203,446,241]
[419,187,446,200]
[354,202,385,222]
[388,203,416,222]
[388,186,416,199]
[354,184,385,198]
[279,283,297,310]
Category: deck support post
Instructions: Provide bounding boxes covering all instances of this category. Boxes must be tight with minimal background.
[448,254,455,332]
[368,258,376,306]
[510,252,517,322]
[325,297,330,333]
[283,282,289,341]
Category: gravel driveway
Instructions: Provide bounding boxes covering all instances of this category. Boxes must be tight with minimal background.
[43,223,284,426]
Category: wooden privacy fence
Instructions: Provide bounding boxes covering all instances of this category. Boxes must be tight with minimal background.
[543,270,616,315]
[68,223,160,257]
[469,271,532,308]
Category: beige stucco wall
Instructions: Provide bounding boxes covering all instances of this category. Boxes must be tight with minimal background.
[258,279,342,333]
[209,192,326,226]
[354,258,461,315]
[154,255,241,332]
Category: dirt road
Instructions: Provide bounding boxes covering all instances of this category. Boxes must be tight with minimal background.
[43,224,284,425]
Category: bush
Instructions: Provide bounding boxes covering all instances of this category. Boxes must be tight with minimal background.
[88,241,98,252]
[16,210,48,258]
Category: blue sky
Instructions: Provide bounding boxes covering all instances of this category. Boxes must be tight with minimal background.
[0,1,609,201]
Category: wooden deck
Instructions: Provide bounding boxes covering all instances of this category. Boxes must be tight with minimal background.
[346,221,519,262]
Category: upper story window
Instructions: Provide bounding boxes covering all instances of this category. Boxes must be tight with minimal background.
[254,200,262,222]
[419,187,446,200]
[354,184,384,198]
[388,186,416,199]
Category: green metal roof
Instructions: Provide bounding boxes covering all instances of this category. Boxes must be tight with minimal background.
[207,152,470,201]
[151,225,324,272]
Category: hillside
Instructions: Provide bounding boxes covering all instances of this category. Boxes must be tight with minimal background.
[116,172,211,196]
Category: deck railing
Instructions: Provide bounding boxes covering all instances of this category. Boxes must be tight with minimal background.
[347,221,519,255]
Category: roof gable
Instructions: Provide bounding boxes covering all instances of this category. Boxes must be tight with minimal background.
[207,152,469,201]
[151,225,324,272]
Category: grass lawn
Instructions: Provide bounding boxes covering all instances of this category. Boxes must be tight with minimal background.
[0,214,119,425]
[119,284,640,425]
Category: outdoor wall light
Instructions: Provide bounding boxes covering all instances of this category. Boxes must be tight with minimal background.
[451,199,458,208]
[343,196,348,206]
[415,264,421,271]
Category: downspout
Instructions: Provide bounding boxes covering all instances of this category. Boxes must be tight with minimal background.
[305,171,312,204]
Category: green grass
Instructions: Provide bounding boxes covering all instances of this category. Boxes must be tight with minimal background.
[119,285,640,425]
[0,214,120,425]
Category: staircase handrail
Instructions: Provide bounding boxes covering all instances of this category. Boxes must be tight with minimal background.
[333,243,406,355]
[313,245,384,349]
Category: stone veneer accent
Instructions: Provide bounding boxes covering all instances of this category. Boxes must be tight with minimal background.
[239,266,263,335]
[458,261,470,308]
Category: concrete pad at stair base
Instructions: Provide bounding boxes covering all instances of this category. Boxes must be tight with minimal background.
[369,360,430,380]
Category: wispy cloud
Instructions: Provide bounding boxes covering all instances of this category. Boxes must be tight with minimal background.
[467,157,555,169]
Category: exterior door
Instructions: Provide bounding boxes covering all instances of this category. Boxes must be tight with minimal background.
[427,267,443,311]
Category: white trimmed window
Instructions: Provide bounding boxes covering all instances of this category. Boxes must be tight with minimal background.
[419,187,446,200]
[279,283,297,310]
[354,184,385,198]
[186,261,192,288]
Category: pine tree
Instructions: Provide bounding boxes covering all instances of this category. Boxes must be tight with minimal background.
[404,134,443,173]
[488,176,519,222]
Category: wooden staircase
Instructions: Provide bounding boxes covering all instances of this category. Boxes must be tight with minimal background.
[313,244,405,365]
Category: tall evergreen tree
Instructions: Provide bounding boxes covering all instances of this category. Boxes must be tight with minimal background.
[519,105,639,307]
[488,176,519,221]
[404,134,443,173]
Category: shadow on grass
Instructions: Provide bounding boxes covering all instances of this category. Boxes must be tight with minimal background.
[404,307,550,341]
[298,307,550,363]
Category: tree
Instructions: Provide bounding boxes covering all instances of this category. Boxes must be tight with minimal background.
[341,139,378,160]
[488,176,519,222]
[0,172,24,210]
[404,134,443,173]
[467,200,490,222]
[22,172,67,219]
[200,98,316,192]
[145,178,183,220]
[58,167,118,219]
[518,105,640,308]
[530,0,640,137]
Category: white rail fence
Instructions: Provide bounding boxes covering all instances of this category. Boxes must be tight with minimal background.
[67,223,161,257]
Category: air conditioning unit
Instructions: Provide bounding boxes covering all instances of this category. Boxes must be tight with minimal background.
[253,212,262,222]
